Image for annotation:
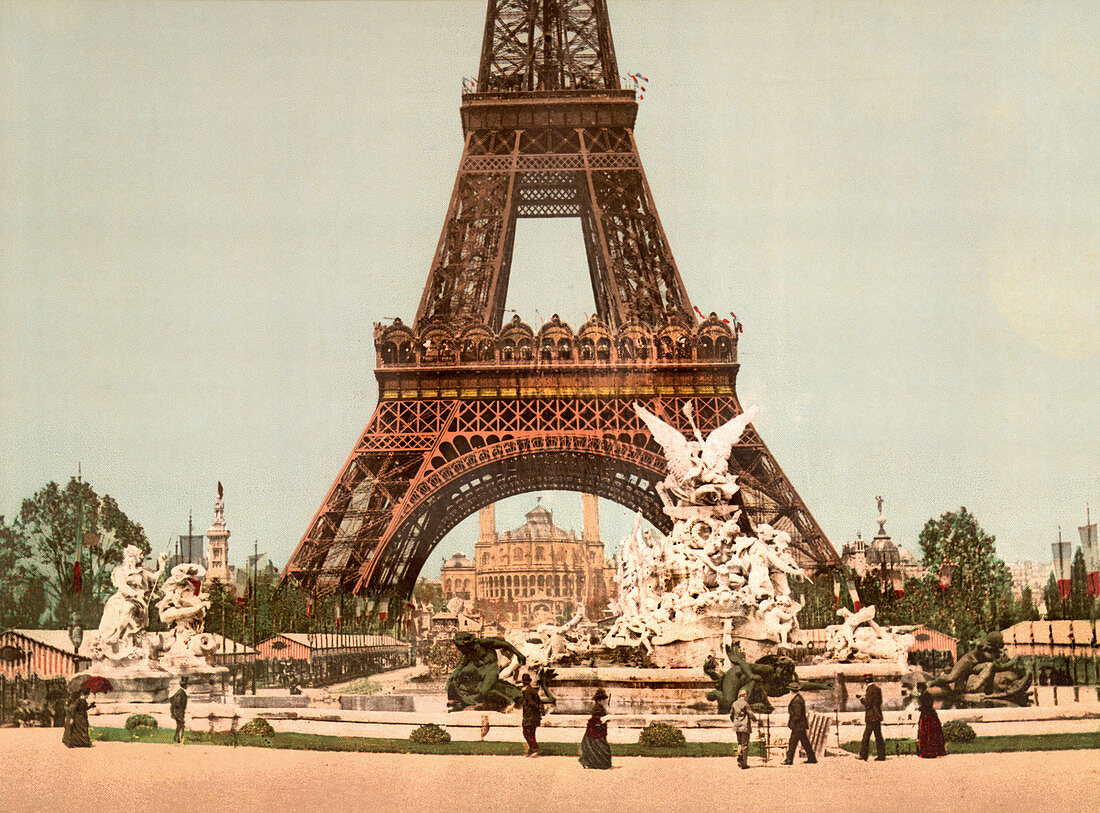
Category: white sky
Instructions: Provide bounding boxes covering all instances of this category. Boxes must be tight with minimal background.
[2,1,1097,579]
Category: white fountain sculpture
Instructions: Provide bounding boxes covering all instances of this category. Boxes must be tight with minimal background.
[819,605,915,668]
[601,402,807,666]
[91,545,168,664]
[80,547,229,701]
[148,563,220,669]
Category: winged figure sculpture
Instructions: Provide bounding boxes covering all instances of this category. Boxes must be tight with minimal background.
[633,401,759,505]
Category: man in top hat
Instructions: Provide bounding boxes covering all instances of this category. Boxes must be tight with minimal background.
[857,674,885,761]
[520,673,544,757]
[783,680,817,764]
[169,677,189,744]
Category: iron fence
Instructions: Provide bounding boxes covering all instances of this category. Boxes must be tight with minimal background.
[224,645,412,692]
[0,675,68,727]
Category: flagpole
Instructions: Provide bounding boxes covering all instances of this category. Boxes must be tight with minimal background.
[252,540,257,695]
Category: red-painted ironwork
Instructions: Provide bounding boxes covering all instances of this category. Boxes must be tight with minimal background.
[281,1,838,606]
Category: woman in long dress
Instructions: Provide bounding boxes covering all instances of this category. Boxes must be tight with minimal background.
[916,682,946,758]
[62,688,95,748]
[579,688,612,769]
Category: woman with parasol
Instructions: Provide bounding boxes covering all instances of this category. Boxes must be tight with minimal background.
[579,688,612,769]
[62,688,95,747]
[62,676,110,747]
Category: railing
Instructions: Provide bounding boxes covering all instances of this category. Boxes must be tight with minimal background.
[0,675,67,727]
[223,645,412,693]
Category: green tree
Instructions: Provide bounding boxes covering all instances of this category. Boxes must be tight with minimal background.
[412,578,446,612]
[0,515,42,627]
[13,478,149,628]
[1017,584,1041,622]
[915,507,1011,651]
[794,571,841,629]
[1067,548,1094,620]
[1042,572,1063,620]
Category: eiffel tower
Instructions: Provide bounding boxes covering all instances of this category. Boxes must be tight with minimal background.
[282,0,838,610]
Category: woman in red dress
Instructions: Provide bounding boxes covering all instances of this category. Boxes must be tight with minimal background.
[916,682,947,758]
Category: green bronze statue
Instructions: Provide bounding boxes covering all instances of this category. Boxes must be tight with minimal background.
[446,633,528,711]
[703,642,797,714]
[927,631,1032,708]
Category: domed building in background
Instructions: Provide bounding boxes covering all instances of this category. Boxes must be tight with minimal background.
[441,495,616,630]
[840,497,925,590]
[441,552,475,601]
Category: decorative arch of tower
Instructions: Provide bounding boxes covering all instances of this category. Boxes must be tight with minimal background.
[281,0,839,609]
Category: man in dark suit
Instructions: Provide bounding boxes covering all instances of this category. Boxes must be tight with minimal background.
[783,680,817,764]
[520,673,544,757]
[858,674,886,761]
[169,677,188,744]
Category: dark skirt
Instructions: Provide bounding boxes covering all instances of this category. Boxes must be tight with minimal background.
[917,713,946,758]
[580,733,612,769]
[63,701,92,748]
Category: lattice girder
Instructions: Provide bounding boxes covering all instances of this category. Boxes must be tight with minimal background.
[283,384,837,598]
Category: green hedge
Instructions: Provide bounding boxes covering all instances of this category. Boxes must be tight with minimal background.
[124,714,158,730]
[638,722,687,747]
[409,724,451,744]
[942,720,976,743]
[240,718,276,737]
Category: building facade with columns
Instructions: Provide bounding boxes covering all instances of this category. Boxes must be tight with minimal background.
[441,495,616,629]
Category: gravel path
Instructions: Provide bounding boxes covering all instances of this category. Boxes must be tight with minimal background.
[3,728,1098,813]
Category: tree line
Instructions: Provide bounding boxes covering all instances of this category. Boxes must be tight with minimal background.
[796,507,1097,654]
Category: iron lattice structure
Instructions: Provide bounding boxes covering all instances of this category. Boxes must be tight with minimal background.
[282,0,838,607]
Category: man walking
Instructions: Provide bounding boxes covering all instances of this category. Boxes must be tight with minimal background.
[520,673,544,757]
[857,674,885,761]
[730,686,757,769]
[783,680,817,764]
[169,677,188,744]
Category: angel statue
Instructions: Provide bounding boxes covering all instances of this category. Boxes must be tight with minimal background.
[633,401,759,507]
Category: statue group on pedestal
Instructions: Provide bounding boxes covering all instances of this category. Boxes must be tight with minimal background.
[601,403,807,663]
[89,544,217,673]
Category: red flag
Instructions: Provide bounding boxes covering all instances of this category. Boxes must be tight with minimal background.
[845,575,861,612]
[72,561,83,594]
[187,577,202,596]
[938,562,957,590]
[693,305,704,317]
[306,600,313,618]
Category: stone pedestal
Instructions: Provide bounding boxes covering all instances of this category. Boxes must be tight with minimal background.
[797,661,911,712]
[649,615,779,667]
[71,664,230,704]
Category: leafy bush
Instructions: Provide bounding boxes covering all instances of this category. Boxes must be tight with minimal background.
[124,714,158,730]
[409,723,451,744]
[240,717,276,737]
[942,720,976,743]
[340,678,383,695]
[638,722,686,747]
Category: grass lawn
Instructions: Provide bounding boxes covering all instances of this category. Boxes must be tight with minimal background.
[840,731,1100,756]
[92,726,760,757]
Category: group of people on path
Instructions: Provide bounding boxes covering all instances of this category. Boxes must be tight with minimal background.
[519,675,612,769]
[733,673,947,768]
[61,678,190,748]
